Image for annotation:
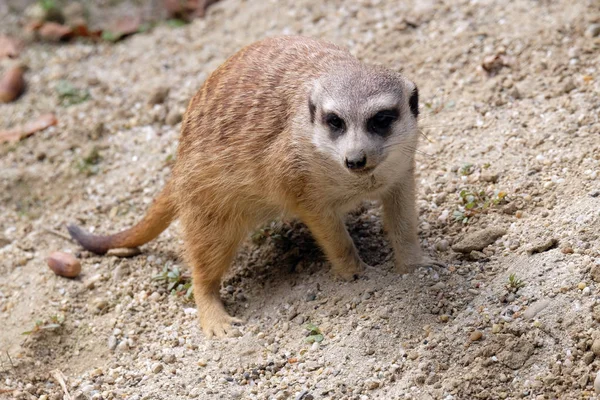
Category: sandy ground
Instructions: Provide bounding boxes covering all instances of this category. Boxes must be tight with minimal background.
[1,0,600,399]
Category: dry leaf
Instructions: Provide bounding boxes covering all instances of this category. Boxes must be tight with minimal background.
[0,113,57,144]
[103,15,142,41]
[0,35,24,59]
[163,0,220,19]
[0,66,25,103]
[38,22,73,42]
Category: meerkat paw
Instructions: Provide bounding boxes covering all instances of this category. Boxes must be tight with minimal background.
[200,312,243,339]
[395,255,446,275]
[332,259,369,281]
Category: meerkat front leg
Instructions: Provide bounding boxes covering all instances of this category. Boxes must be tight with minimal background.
[181,215,244,338]
[298,208,368,280]
[381,171,423,274]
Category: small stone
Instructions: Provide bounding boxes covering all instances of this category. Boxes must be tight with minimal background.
[197,359,207,367]
[583,287,591,296]
[585,24,600,38]
[408,351,419,360]
[47,251,81,278]
[149,292,161,302]
[591,264,600,283]
[480,172,499,183]
[117,339,129,351]
[561,79,576,94]
[108,335,117,350]
[592,340,600,357]
[523,299,550,320]
[452,227,507,253]
[148,86,169,105]
[578,282,587,290]
[364,379,380,390]
[92,298,108,312]
[435,239,449,252]
[430,282,446,291]
[492,324,501,334]
[470,330,483,342]
[163,354,176,364]
[526,238,558,255]
[165,108,183,125]
[151,363,163,373]
[106,247,141,258]
[439,314,449,323]
[583,352,595,365]
[595,370,600,393]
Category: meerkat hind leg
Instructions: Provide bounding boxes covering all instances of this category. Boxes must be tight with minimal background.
[183,221,244,339]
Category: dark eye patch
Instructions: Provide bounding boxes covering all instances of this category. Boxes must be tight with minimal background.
[409,87,419,118]
[367,109,399,136]
[323,112,346,136]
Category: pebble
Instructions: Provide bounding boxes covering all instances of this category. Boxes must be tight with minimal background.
[108,335,117,350]
[198,359,207,367]
[592,340,600,357]
[492,324,501,334]
[166,108,183,125]
[523,299,550,320]
[590,264,600,282]
[578,282,587,290]
[149,292,161,302]
[583,287,591,296]
[117,339,129,351]
[452,227,507,253]
[435,239,449,252]
[106,247,141,258]
[439,314,449,323]
[151,363,163,373]
[470,330,483,341]
[364,379,380,390]
[526,238,558,255]
[595,370,600,393]
[585,24,600,38]
[148,86,169,105]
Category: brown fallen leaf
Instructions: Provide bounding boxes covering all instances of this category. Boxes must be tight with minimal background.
[0,113,57,144]
[0,35,24,59]
[103,15,142,41]
[38,22,73,42]
[0,66,25,103]
[163,0,220,20]
[71,24,103,40]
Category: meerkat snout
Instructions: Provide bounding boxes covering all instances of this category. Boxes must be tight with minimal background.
[344,152,367,171]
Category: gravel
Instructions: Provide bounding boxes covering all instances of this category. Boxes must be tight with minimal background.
[1,0,599,399]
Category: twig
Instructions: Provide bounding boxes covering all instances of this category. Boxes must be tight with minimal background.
[6,351,15,373]
[43,228,73,243]
[51,369,72,400]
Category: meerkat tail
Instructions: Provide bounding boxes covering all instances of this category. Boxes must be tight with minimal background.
[68,183,176,255]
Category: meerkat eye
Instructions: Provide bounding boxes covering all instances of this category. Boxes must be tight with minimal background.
[367,109,399,136]
[324,113,345,133]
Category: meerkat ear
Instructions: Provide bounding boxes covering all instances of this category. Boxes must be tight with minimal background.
[409,86,419,118]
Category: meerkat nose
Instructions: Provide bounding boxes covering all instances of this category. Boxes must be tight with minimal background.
[345,153,368,171]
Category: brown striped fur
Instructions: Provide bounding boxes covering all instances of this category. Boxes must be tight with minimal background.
[69,36,427,338]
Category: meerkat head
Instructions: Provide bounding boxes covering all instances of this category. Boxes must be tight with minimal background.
[308,65,419,177]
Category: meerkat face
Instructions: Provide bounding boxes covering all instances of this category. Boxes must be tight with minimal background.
[308,67,419,182]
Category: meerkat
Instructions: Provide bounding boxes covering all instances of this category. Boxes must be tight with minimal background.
[69,35,429,338]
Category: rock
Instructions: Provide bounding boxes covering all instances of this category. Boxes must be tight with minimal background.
[148,86,169,105]
[163,354,176,364]
[108,335,117,350]
[151,363,163,373]
[107,247,141,258]
[561,79,576,94]
[166,108,183,125]
[439,314,449,323]
[435,239,449,252]
[112,264,129,281]
[526,238,558,255]
[595,370,600,393]
[117,339,129,351]
[92,298,108,312]
[452,227,507,253]
[197,359,207,367]
[364,379,380,390]
[480,172,499,183]
[590,264,600,283]
[497,337,534,369]
[0,235,10,248]
[149,292,161,302]
[430,282,445,291]
[523,299,550,320]
[470,330,483,342]
[585,24,600,38]
[47,251,81,278]
[592,340,600,357]
[583,352,595,365]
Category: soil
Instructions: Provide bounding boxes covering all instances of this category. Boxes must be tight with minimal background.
[1,0,600,399]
